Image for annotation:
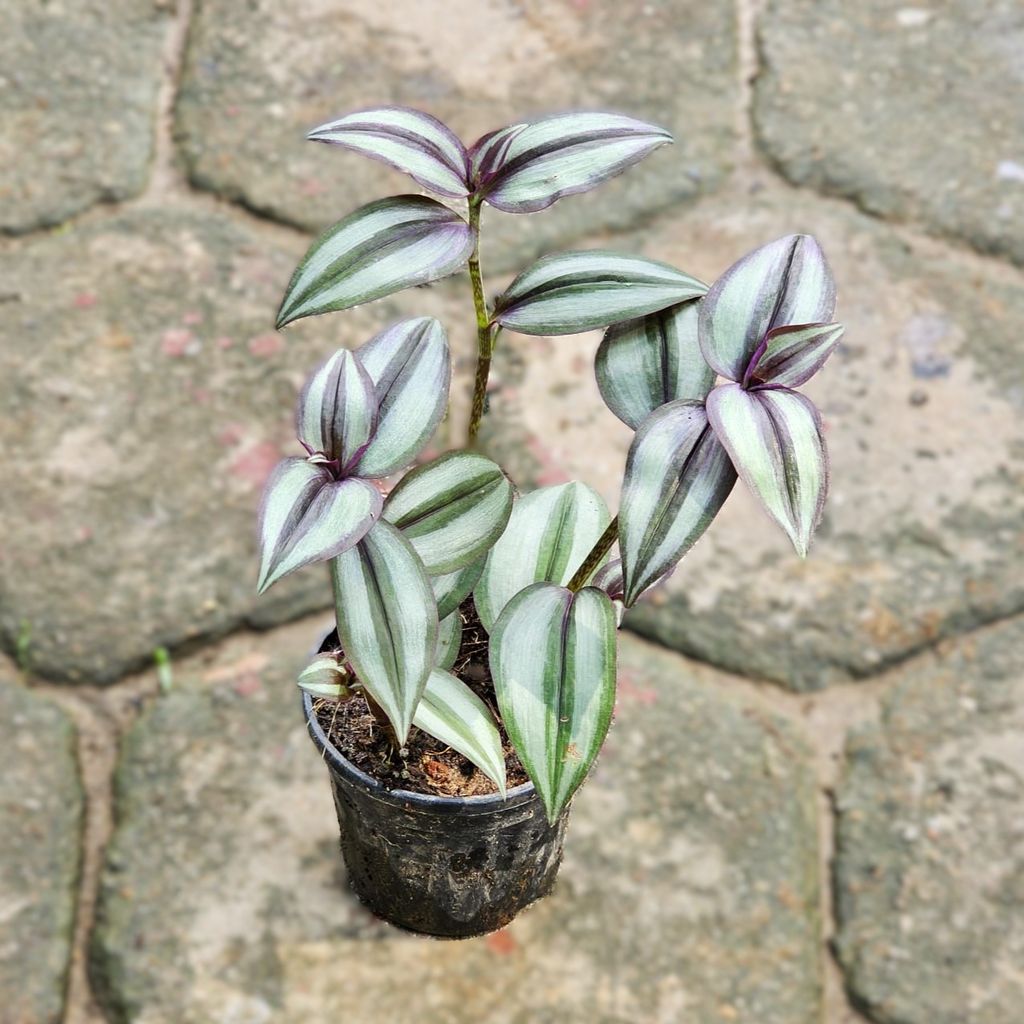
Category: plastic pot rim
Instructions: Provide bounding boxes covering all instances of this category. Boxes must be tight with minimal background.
[302,687,536,817]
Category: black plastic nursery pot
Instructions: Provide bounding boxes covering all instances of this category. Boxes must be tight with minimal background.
[302,688,569,939]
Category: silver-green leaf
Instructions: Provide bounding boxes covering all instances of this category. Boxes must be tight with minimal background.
[276,196,474,328]
[435,611,463,671]
[698,234,836,383]
[257,459,381,593]
[308,106,470,198]
[619,401,736,606]
[473,111,672,214]
[492,251,707,336]
[432,559,485,620]
[383,451,513,574]
[352,317,451,479]
[474,482,611,631]
[489,583,616,822]
[331,520,439,742]
[413,668,507,797]
[595,300,714,429]
[707,383,828,557]
[296,347,378,469]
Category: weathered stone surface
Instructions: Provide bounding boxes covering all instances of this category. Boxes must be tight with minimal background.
[834,617,1024,1024]
[176,0,737,270]
[0,1,169,233]
[0,205,468,683]
[92,616,821,1024]
[481,180,1024,689]
[754,0,1024,266]
[0,674,82,1024]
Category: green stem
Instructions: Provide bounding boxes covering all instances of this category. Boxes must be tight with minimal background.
[567,516,619,592]
[466,197,494,446]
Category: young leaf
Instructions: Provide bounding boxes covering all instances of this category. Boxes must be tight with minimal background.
[276,196,474,328]
[297,653,351,699]
[308,106,470,198]
[619,401,736,606]
[473,112,672,213]
[257,460,381,593]
[352,318,451,478]
[492,251,706,336]
[590,559,624,601]
[432,559,485,620]
[468,123,527,188]
[743,322,845,389]
[296,347,378,469]
[435,611,463,671]
[331,520,439,742]
[698,234,836,382]
[412,669,507,797]
[489,583,616,822]
[383,451,514,574]
[474,482,610,631]
[595,300,714,429]
[707,383,828,557]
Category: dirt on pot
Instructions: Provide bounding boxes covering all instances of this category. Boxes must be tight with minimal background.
[313,600,529,798]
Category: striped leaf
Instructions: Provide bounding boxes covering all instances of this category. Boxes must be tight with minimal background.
[413,669,507,797]
[492,251,706,336]
[595,300,714,429]
[432,559,485,620]
[257,460,381,593]
[619,401,737,605]
[308,106,470,198]
[698,234,836,383]
[296,348,377,470]
[489,583,616,822]
[473,112,672,214]
[468,123,526,188]
[352,317,451,479]
[331,520,439,742]
[383,451,513,574]
[276,196,474,328]
[590,559,624,601]
[744,322,845,389]
[297,653,351,700]
[474,482,610,631]
[707,383,828,557]
[435,611,463,671]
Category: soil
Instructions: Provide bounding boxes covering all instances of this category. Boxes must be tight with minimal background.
[313,599,529,798]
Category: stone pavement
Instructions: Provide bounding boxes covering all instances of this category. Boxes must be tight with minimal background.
[1,0,1022,1022]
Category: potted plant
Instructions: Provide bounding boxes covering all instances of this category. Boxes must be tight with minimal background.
[256,107,843,938]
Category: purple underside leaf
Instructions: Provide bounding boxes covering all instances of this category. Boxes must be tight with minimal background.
[706,383,829,557]
[276,196,474,328]
[468,123,527,189]
[472,111,672,213]
[296,347,378,471]
[699,234,837,383]
[307,106,470,197]
[590,559,625,601]
[257,460,382,593]
[743,321,845,389]
[619,401,736,606]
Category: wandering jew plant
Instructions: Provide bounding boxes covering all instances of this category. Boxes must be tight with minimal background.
[258,106,843,822]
